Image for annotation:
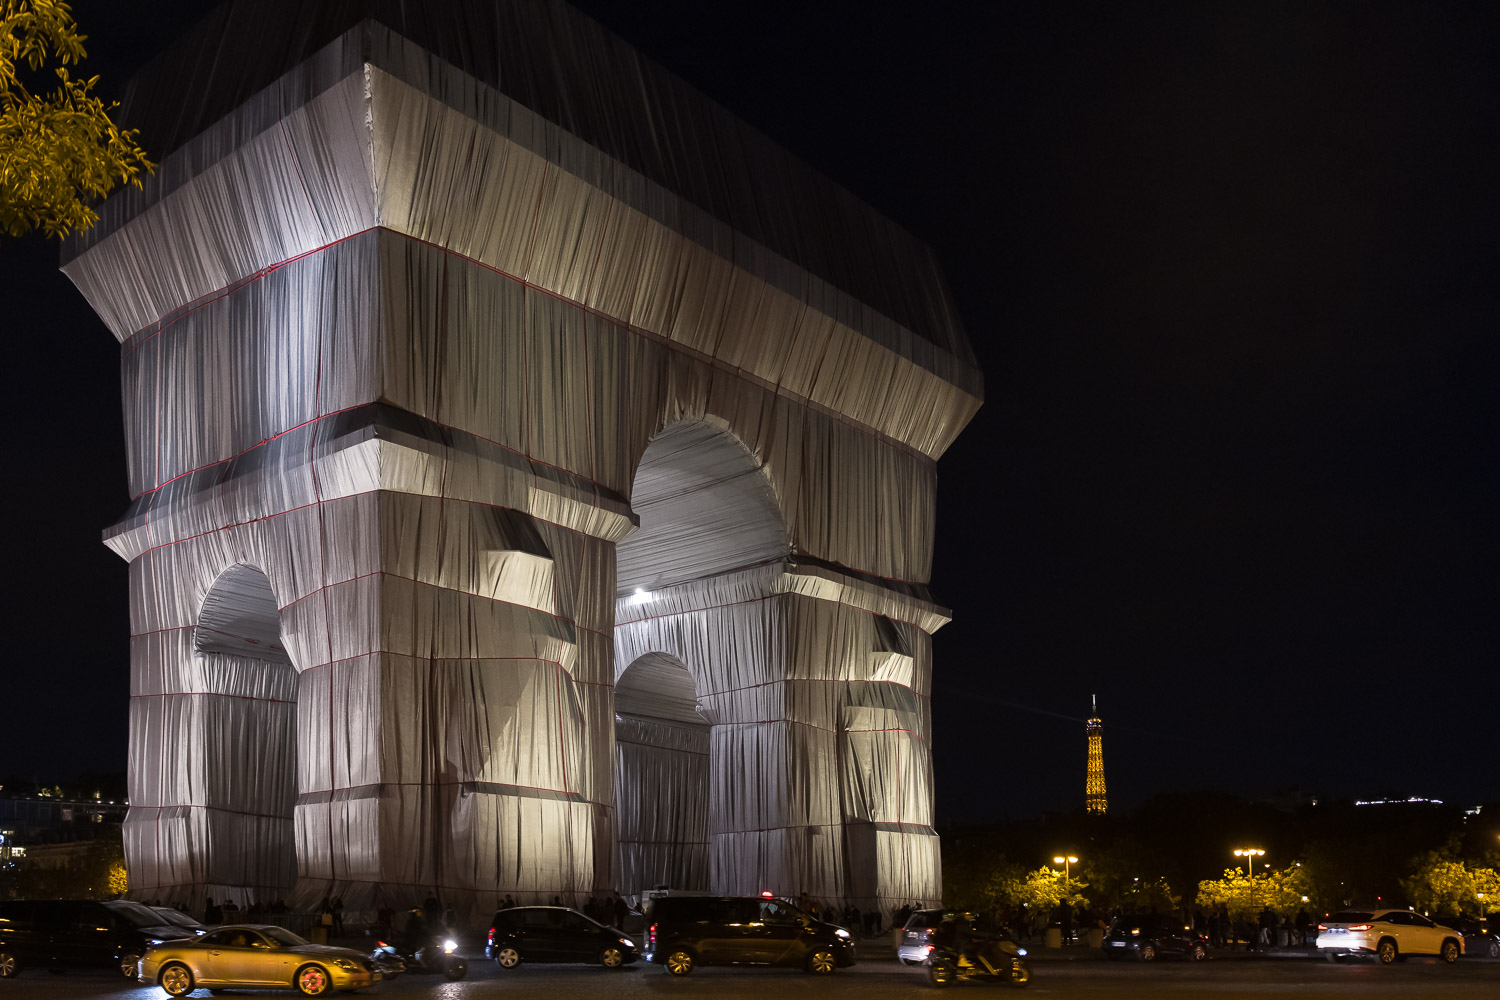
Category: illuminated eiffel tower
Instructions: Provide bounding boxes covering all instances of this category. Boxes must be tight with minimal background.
[1085,694,1108,814]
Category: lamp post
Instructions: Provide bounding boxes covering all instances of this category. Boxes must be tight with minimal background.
[1053,855,1079,944]
[1234,848,1265,944]
[1053,855,1079,894]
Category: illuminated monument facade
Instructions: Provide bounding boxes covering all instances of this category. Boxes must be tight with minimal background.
[1085,695,1107,814]
[61,1,980,918]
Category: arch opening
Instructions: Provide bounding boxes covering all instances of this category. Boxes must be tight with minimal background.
[190,565,298,907]
[614,420,787,898]
[614,652,709,896]
[616,420,787,595]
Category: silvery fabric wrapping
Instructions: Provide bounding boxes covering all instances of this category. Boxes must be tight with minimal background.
[65,0,979,923]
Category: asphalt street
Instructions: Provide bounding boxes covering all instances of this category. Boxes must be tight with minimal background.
[3,952,1496,1000]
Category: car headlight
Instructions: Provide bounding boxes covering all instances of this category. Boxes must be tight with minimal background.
[332,958,359,971]
[148,939,165,946]
[443,939,457,954]
[1017,948,1028,957]
[835,928,852,939]
[619,936,634,948]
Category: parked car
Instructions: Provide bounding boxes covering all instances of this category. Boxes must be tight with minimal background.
[1444,916,1498,958]
[1101,913,1209,961]
[149,907,209,936]
[0,898,195,979]
[486,905,638,969]
[1316,909,1464,963]
[898,908,947,965]
[644,894,855,975]
[139,924,379,995]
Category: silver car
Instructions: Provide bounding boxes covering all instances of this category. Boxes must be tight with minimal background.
[139,924,379,996]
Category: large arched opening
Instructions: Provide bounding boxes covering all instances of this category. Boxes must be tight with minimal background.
[613,420,787,897]
[613,652,710,895]
[192,565,298,906]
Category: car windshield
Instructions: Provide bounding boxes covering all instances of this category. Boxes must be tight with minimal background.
[152,908,199,928]
[262,927,308,947]
[102,900,171,927]
[1327,911,1374,923]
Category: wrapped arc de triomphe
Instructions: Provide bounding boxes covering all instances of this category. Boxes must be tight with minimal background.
[61,0,981,921]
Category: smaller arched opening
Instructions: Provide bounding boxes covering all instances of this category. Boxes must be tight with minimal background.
[191,565,298,907]
[613,652,709,897]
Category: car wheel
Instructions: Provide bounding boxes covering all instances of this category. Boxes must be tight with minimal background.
[600,945,627,968]
[1189,943,1207,961]
[1440,939,1460,964]
[664,949,695,976]
[1487,941,1499,959]
[1139,942,1157,962]
[0,951,18,978]
[444,957,468,980]
[495,945,521,969]
[1376,939,1398,964]
[160,962,195,997]
[119,952,142,979]
[296,963,332,995]
[805,948,837,975]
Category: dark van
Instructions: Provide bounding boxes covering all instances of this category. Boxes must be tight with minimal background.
[0,899,194,979]
[644,895,855,976]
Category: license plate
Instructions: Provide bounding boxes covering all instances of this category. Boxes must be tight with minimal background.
[1111,941,1126,947]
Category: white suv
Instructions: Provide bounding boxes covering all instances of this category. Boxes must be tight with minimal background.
[1317,909,1464,964]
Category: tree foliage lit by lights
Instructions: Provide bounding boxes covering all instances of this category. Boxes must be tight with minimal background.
[1401,854,1500,918]
[106,857,128,895]
[1000,866,1090,912]
[941,853,1093,918]
[0,0,152,238]
[1196,864,1311,921]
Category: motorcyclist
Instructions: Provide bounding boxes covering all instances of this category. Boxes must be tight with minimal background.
[936,912,1012,976]
[400,907,428,955]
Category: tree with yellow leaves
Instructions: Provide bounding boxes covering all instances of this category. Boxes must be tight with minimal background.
[1,0,151,237]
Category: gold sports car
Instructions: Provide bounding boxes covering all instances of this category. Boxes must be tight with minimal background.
[138,924,379,996]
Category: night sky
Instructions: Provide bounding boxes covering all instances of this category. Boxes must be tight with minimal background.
[3,1,1495,821]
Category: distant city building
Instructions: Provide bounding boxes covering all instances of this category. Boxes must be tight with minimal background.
[1085,695,1107,814]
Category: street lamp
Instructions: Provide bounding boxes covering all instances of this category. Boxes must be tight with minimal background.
[1234,848,1265,915]
[1053,855,1080,944]
[1053,855,1079,895]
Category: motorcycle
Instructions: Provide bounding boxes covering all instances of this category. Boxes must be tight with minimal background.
[926,940,1031,988]
[370,933,468,981]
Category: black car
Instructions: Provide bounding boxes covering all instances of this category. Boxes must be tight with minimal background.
[1102,913,1209,961]
[149,907,209,937]
[1447,916,1499,959]
[0,898,195,979]
[645,895,856,976]
[485,906,638,969]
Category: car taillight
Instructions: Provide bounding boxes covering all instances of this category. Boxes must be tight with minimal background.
[487,928,494,944]
[1347,924,1372,932]
[649,922,657,944]
[1316,924,1328,931]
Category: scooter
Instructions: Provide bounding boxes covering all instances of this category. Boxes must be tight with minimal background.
[369,941,406,980]
[926,940,1031,988]
[370,934,468,981]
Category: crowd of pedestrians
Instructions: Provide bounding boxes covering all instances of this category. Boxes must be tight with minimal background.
[1195,902,1313,949]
